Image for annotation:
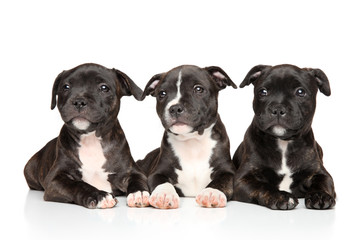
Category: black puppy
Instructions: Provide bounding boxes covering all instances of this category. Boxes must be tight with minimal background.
[24,63,149,208]
[138,65,236,209]
[233,64,336,210]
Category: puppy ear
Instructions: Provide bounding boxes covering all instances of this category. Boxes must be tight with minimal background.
[240,65,271,88]
[204,66,237,90]
[306,68,331,96]
[51,71,64,110]
[113,69,143,101]
[141,73,163,100]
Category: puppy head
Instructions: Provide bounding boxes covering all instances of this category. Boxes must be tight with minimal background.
[51,63,142,132]
[142,65,236,135]
[240,64,331,139]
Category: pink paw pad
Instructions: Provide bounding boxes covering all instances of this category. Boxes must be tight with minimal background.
[127,191,150,207]
[149,183,180,209]
[196,188,227,208]
[97,194,118,209]
[150,192,179,209]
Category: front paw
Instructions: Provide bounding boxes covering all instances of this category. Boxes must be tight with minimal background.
[149,183,180,209]
[305,192,335,209]
[127,191,150,207]
[264,191,298,210]
[86,192,118,209]
[196,188,227,208]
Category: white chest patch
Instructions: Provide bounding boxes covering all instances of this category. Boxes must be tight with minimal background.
[168,124,217,197]
[277,139,293,193]
[78,131,112,193]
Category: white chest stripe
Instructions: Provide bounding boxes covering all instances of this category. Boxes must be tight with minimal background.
[277,139,293,193]
[169,124,216,197]
[78,131,112,193]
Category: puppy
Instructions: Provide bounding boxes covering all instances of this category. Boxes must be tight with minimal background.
[138,65,237,209]
[24,63,149,208]
[232,64,336,210]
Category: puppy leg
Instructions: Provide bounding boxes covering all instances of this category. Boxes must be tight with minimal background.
[196,172,234,208]
[127,191,150,207]
[92,193,118,209]
[262,191,299,210]
[305,173,336,209]
[126,171,150,207]
[24,156,43,190]
[234,172,298,210]
[196,188,227,208]
[44,172,117,209]
[24,138,58,190]
[149,182,180,209]
[305,192,335,209]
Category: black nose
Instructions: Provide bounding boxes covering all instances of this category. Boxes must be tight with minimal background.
[269,104,286,117]
[73,98,87,111]
[169,104,184,117]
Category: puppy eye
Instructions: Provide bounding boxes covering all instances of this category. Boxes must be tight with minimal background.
[159,90,167,99]
[194,85,205,94]
[63,84,70,91]
[259,88,268,96]
[296,88,306,97]
[100,84,110,92]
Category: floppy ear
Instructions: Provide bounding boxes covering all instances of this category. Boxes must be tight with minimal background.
[240,65,271,88]
[306,68,331,96]
[204,66,237,90]
[140,73,164,100]
[50,71,65,110]
[113,69,143,101]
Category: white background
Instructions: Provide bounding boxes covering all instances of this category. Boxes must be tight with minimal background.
[1,0,359,239]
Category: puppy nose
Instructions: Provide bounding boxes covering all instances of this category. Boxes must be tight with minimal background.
[73,98,87,110]
[270,105,286,117]
[169,104,184,117]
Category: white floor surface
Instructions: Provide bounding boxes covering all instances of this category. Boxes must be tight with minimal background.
[3,187,355,240]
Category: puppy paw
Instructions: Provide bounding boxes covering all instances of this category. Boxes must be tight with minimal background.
[127,191,150,207]
[265,191,298,210]
[86,192,118,209]
[196,188,227,208]
[149,183,180,209]
[305,192,335,209]
[97,193,118,209]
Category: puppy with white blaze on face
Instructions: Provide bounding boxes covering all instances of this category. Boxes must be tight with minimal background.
[24,63,150,209]
[232,64,336,210]
[137,65,237,209]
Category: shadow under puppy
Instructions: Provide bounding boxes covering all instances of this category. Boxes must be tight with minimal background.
[24,63,149,208]
[232,64,336,210]
[137,65,237,209]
